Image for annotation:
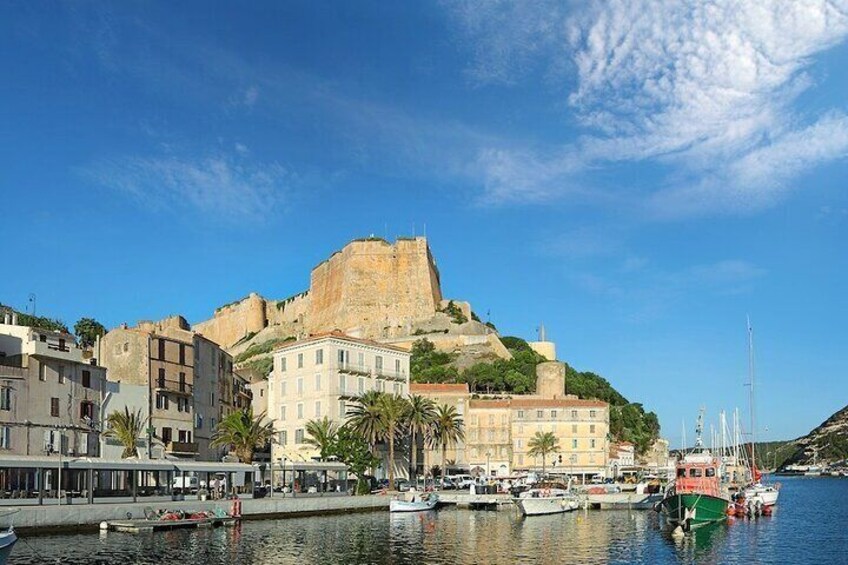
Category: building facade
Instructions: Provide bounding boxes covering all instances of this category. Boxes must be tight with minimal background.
[268,332,411,475]
[413,362,611,480]
[99,315,239,460]
[0,314,106,457]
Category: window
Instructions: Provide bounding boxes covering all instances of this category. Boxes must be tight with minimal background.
[339,374,346,394]
[297,353,304,369]
[280,357,287,372]
[535,410,543,419]
[571,410,578,419]
[279,431,287,445]
[80,401,95,420]
[375,356,383,372]
[590,410,597,418]
[176,398,184,413]
[39,363,46,381]
[0,426,10,449]
[280,406,287,421]
[590,439,596,448]
[677,468,686,478]
[50,397,59,417]
[315,349,324,365]
[164,395,170,410]
[339,400,346,418]
[123,342,129,353]
[572,424,577,433]
[488,430,495,441]
[39,334,47,342]
[295,429,304,444]
[393,383,400,394]
[82,370,91,388]
[211,418,216,429]
[590,424,596,434]
[162,427,172,443]
[315,374,321,391]
[179,343,186,365]
[706,467,716,478]
[297,403,303,419]
[58,338,65,351]
[357,352,364,366]
[197,414,204,429]
[572,439,577,449]
[179,372,187,392]
[315,401,321,418]
[297,378,304,395]
[178,430,188,443]
[689,468,702,478]
[551,410,557,419]
[358,377,365,393]
[158,368,166,388]
[0,387,10,411]
[517,439,523,448]
[338,349,349,366]
[518,454,524,466]
[210,392,215,405]
[395,359,401,373]
[158,339,166,360]
[517,410,524,419]
[58,365,65,384]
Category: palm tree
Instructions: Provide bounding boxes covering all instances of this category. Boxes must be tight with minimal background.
[104,407,146,458]
[304,416,339,460]
[430,403,464,488]
[211,408,274,463]
[405,394,436,486]
[378,393,409,490]
[345,390,384,454]
[527,431,560,475]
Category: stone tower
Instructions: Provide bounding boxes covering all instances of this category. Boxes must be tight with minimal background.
[535,361,566,398]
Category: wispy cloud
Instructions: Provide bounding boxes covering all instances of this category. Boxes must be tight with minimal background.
[83,154,290,221]
[446,0,848,216]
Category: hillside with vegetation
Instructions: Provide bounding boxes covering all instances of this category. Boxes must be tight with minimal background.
[410,336,661,454]
[779,404,848,468]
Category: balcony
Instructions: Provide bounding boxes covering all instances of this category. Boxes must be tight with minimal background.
[335,363,371,377]
[154,378,193,397]
[375,368,408,382]
[165,441,198,455]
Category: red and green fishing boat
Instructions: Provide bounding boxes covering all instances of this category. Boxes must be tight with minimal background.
[659,413,730,531]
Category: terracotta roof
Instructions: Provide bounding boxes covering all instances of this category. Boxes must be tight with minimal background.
[468,397,608,409]
[274,331,410,354]
[410,383,470,394]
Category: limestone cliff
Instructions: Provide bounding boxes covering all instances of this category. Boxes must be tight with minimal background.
[782,404,848,467]
[192,237,510,368]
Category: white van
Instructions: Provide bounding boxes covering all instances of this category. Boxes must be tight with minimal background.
[172,476,199,493]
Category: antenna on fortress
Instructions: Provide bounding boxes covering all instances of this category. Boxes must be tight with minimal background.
[423,223,427,239]
[539,323,547,342]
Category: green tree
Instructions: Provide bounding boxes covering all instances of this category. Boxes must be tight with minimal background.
[405,394,437,485]
[527,431,560,475]
[304,416,339,460]
[73,317,106,349]
[345,390,384,462]
[378,394,409,490]
[211,408,274,463]
[104,407,146,458]
[430,403,465,487]
[330,425,380,495]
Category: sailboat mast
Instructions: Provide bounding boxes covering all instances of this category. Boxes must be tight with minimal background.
[747,316,756,473]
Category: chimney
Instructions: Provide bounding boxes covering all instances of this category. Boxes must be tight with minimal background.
[2,313,9,325]
[11,313,18,326]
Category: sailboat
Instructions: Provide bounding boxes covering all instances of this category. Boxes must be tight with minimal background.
[740,318,780,508]
[659,411,730,531]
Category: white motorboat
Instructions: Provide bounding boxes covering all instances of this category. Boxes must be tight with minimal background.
[0,527,16,565]
[742,482,779,507]
[514,488,580,516]
[389,493,439,513]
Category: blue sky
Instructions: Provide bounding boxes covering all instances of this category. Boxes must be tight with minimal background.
[2,2,847,446]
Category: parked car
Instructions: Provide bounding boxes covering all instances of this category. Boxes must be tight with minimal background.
[440,477,457,490]
[452,475,476,489]
[394,479,412,492]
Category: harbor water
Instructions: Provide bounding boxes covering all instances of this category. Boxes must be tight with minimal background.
[9,477,847,564]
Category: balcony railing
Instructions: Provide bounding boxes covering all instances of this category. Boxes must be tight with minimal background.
[165,441,198,455]
[333,363,407,382]
[154,378,193,396]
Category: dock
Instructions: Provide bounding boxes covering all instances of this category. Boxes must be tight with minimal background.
[105,515,239,533]
[437,492,514,510]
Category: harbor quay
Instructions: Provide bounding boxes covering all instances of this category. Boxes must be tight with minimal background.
[9,493,389,533]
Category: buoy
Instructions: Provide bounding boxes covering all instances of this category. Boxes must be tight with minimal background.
[99,521,108,531]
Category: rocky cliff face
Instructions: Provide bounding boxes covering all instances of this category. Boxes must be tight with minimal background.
[783,404,848,466]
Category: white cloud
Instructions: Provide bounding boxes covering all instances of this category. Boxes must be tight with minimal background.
[243,86,259,107]
[446,0,848,215]
[84,154,289,221]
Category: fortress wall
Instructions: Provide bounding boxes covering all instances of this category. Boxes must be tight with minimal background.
[307,237,443,337]
[192,292,268,348]
[265,291,310,327]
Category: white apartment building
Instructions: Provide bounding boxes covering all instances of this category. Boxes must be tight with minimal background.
[269,332,410,470]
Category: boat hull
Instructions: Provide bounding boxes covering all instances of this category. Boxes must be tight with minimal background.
[743,485,779,507]
[389,497,438,513]
[0,530,16,565]
[514,496,579,516]
[660,493,728,530]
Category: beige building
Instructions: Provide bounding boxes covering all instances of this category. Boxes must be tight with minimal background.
[268,332,410,477]
[99,315,242,460]
[0,313,106,457]
[408,383,470,474]
[414,361,610,479]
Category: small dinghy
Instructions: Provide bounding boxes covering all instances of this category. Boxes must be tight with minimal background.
[389,492,439,513]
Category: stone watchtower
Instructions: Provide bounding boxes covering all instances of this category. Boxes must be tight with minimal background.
[535,361,566,399]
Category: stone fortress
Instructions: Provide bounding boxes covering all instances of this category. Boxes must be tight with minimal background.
[193,236,521,364]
